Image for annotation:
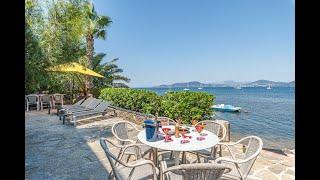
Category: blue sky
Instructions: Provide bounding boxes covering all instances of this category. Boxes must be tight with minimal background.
[93,0,295,87]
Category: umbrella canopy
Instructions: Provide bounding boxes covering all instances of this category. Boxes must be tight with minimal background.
[46,62,104,78]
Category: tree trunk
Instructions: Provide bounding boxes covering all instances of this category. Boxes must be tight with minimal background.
[86,34,94,97]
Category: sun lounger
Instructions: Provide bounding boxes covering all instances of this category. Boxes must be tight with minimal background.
[63,98,102,113]
[63,101,112,126]
[59,98,103,120]
[58,97,95,118]
[61,97,94,110]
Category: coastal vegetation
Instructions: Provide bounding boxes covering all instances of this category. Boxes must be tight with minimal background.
[25,0,129,97]
[99,88,214,123]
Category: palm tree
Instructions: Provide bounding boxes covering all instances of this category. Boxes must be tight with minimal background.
[83,1,112,94]
[91,53,130,96]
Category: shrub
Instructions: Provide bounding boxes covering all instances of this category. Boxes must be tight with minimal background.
[162,91,214,124]
[99,88,214,124]
[99,88,161,115]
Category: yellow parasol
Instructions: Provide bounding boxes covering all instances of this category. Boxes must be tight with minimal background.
[46,62,104,99]
[46,62,104,78]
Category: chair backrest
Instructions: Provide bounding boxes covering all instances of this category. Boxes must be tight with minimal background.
[100,138,128,180]
[41,94,51,103]
[52,94,63,103]
[26,95,38,104]
[86,98,102,109]
[80,97,94,106]
[197,120,226,141]
[238,136,263,177]
[94,101,111,112]
[157,116,176,126]
[112,121,135,146]
[164,163,231,180]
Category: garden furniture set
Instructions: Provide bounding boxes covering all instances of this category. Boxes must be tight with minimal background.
[102,119,263,180]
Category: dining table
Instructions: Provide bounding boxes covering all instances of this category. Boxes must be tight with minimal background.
[137,125,220,166]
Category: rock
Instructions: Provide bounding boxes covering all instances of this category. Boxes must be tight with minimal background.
[283,148,295,155]
[281,174,294,180]
[256,169,279,180]
[268,164,286,174]
[286,168,295,176]
[280,160,295,167]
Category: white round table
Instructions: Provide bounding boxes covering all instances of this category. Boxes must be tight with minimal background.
[137,125,220,165]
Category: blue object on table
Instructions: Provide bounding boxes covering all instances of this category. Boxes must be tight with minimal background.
[144,119,158,142]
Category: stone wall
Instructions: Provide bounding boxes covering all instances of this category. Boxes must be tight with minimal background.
[109,107,156,125]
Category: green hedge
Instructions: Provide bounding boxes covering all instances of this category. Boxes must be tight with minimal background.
[99,88,214,124]
[162,91,214,124]
[99,88,161,115]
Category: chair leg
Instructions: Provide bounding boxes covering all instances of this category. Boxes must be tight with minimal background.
[149,151,152,160]
[108,170,114,180]
[169,151,173,159]
[197,153,201,163]
[113,149,123,166]
[212,146,217,159]
[182,152,187,164]
[73,116,77,126]
[126,154,132,163]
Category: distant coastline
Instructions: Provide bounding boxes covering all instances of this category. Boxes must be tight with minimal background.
[149,80,295,88]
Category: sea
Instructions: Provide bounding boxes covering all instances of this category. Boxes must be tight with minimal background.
[138,87,295,150]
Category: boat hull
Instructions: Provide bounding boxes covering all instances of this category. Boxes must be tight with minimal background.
[211,104,241,112]
[212,108,241,112]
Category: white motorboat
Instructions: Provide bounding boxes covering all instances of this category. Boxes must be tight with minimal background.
[211,104,241,112]
[267,84,272,90]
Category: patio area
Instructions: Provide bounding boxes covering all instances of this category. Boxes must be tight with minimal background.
[25,111,294,180]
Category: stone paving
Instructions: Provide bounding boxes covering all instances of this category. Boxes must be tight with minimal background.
[25,111,295,179]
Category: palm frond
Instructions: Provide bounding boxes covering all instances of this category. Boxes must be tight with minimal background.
[92,53,106,69]
[94,29,106,40]
[106,58,119,64]
[103,64,118,71]
[111,75,131,83]
[112,83,129,88]
[97,15,112,27]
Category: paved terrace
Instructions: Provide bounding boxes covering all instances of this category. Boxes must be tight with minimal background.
[25,111,295,180]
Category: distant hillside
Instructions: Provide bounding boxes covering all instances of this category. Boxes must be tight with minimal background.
[245,80,294,87]
[158,81,211,88]
[154,80,295,88]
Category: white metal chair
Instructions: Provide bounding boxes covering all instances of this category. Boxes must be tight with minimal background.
[159,159,231,180]
[110,121,153,163]
[100,138,159,180]
[189,120,227,162]
[214,136,263,180]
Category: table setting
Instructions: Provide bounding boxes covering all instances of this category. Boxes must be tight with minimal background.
[137,119,220,166]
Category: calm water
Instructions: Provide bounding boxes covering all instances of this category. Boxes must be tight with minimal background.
[139,87,295,150]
